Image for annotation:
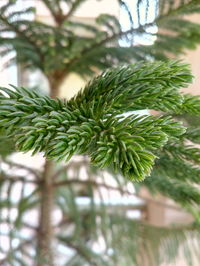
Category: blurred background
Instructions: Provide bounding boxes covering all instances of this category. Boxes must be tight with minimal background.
[1,1,200,265]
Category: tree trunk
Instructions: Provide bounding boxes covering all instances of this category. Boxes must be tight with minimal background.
[37,161,55,266]
[36,84,60,266]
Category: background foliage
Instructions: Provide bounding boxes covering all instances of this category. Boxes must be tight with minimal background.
[1,0,200,265]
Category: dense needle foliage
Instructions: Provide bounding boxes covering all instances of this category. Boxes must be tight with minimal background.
[1,1,200,265]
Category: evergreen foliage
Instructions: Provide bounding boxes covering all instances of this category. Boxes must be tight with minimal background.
[1,0,200,265]
[1,157,200,266]
[0,0,200,77]
[0,61,196,181]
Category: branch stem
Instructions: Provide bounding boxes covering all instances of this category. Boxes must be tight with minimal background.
[63,3,187,73]
[54,179,182,211]
[3,159,41,180]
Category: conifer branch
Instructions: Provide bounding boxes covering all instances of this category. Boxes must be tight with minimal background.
[3,159,41,179]
[144,174,200,206]
[42,0,58,20]
[0,239,34,265]
[0,61,197,181]
[54,178,183,211]
[0,174,37,184]
[1,1,200,265]
[0,13,44,69]
[64,0,200,72]
[63,0,87,22]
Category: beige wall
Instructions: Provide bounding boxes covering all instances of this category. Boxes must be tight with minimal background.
[182,14,200,95]
[182,47,200,95]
